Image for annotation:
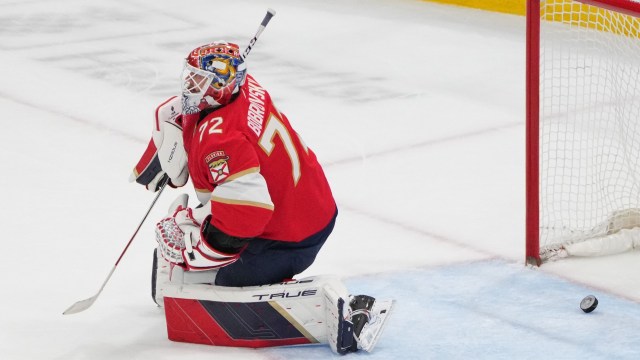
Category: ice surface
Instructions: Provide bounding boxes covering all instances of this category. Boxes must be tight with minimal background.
[2,0,640,359]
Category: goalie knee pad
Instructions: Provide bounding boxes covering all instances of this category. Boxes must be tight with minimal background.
[151,247,220,307]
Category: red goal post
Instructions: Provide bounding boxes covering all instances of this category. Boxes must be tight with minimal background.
[526,0,640,266]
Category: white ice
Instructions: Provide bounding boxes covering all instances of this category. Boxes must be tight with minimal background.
[2,0,640,359]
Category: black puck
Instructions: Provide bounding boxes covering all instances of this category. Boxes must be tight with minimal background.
[580,295,598,313]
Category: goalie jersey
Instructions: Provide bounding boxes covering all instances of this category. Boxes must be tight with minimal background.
[183,75,336,242]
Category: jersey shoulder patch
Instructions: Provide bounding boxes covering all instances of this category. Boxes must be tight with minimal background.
[204,150,230,184]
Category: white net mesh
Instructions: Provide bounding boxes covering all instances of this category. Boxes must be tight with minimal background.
[539,0,640,249]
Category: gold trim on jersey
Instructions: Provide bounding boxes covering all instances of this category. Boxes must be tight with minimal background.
[220,166,260,184]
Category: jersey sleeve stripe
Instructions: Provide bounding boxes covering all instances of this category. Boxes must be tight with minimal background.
[211,171,274,210]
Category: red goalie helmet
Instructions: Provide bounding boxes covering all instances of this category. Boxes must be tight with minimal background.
[181,41,247,113]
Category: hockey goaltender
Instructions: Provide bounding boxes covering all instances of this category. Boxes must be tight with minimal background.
[127,11,393,355]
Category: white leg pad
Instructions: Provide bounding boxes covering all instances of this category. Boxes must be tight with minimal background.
[158,274,393,352]
[162,275,351,348]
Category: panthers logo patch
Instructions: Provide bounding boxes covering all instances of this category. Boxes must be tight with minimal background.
[205,151,230,183]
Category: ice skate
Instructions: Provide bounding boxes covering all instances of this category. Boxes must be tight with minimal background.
[347,295,395,353]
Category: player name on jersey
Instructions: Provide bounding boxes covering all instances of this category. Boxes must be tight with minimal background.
[247,77,267,136]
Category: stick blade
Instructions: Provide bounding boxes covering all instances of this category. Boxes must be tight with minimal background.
[63,296,97,315]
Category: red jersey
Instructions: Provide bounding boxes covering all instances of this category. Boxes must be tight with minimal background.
[185,75,336,242]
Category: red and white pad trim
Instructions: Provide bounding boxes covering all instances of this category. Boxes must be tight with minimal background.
[181,230,241,271]
[130,96,188,189]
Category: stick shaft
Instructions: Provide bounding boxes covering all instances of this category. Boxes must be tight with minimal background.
[241,8,276,61]
[63,177,169,315]
[116,177,168,265]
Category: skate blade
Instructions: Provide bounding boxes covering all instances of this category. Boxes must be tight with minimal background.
[356,299,395,352]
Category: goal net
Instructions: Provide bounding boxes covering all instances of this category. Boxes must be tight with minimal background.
[526,0,640,265]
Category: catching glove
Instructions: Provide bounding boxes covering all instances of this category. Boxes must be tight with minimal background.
[155,195,243,271]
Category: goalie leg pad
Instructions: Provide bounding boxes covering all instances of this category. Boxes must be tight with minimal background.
[323,282,357,354]
[152,248,173,307]
[152,249,220,308]
[159,275,393,353]
[336,297,356,354]
[163,276,349,348]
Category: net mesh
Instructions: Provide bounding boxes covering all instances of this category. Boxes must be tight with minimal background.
[539,0,640,248]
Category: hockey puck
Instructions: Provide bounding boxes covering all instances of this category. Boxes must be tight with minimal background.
[580,295,598,313]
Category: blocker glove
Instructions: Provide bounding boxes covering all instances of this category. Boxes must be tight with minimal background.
[130,97,189,192]
[155,195,246,271]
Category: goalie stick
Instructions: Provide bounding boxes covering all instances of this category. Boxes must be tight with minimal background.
[63,176,169,315]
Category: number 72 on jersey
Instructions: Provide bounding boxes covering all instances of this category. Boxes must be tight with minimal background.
[198,112,309,186]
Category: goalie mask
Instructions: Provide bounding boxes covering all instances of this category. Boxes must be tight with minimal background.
[181,41,247,114]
